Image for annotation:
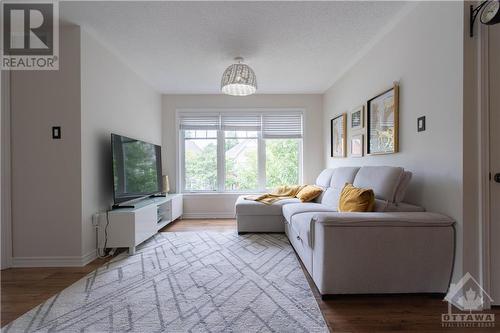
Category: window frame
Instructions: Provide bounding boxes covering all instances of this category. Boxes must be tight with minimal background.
[177,109,304,194]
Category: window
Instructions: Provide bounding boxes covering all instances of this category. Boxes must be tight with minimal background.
[225,130,258,191]
[183,130,217,191]
[179,111,303,192]
[265,138,300,189]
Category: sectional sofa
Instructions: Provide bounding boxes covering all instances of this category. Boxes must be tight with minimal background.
[235,166,455,295]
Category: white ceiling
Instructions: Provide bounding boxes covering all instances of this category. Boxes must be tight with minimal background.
[61,1,408,94]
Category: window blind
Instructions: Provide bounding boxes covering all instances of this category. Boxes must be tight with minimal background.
[221,114,261,131]
[262,113,303,138]
[179,115,220,130]
[179,111,303,138]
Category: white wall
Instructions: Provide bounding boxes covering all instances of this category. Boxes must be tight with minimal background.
[80,30,162,257]
[162,94,323,218]
[1,70,12,269]
[323,2,464,280]
[7,26,162,265]
[10,26,83,260]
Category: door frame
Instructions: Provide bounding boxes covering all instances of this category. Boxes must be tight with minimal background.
[478,23,492,308]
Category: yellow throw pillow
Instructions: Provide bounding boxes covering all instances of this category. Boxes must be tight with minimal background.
[296,185,323,202]
[338,183,375,212]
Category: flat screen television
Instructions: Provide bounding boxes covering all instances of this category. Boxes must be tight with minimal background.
[111,134,162,205]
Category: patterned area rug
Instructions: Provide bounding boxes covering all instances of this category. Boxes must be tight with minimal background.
[4,232,329,333]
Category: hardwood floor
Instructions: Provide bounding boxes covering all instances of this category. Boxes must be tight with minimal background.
[2,218,499,332]
[0,257,118,327]
[159,218,237,232]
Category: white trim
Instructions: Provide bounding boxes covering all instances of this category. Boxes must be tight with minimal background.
[299,111,305,184]
[176,113,182,193]
[82,249,98,265]
[478,23,491,309]
[217,124,224,192]
[176,108,304,114]
[182,212,235,219]
[182,192,257,198]
[11,249,97,268]
[258,129,266,190]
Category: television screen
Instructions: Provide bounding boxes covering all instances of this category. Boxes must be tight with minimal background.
[111,134,162,204]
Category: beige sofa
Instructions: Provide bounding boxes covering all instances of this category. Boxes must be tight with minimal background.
[235,166,455,295]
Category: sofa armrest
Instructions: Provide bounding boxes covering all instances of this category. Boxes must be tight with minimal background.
[311,211,455,227]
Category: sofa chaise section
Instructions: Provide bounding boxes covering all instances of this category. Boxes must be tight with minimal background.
[235,166,361,233]
[235,196,301,232]
[286,211,455,295]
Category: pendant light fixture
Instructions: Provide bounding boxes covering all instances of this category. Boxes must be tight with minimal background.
[221,57,257,96]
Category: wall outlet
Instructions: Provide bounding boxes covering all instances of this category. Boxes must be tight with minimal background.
[92,213,101,228]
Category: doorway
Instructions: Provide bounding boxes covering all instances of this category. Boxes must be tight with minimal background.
[489,23,500,305]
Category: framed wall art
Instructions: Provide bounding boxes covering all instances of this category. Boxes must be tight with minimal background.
[330,113,347,158]
[366,83,399,155]
[350,105,364,130]
[350,134,364,157]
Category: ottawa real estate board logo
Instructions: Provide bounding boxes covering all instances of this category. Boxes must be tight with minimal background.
[442,272,495,328]
[1,1,59,70]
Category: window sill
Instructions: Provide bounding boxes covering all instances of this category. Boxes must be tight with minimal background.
[182,192,263,198]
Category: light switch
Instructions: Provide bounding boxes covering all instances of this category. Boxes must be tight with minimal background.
[417,116,426,132]
[52,126,61,139]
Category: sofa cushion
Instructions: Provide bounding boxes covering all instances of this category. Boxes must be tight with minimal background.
[315,169,335,188]
[320,167,360,209]
[353,166,404,202]
[235,195,300,216]
[311,211,454,227]
[313,186,327,203]
[282,203,336,223]
[394,171,412,203]
[329,167,360,189]
[320,188,338,208]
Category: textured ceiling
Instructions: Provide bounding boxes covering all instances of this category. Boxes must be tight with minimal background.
[61,1,408,94]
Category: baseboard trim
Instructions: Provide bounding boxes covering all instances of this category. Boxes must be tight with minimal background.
[82,249,98,266]
[12,249,98,268]
[182,212,236,219]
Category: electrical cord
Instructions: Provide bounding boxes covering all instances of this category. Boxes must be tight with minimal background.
[104,210,110,252]
[96,211,111,259]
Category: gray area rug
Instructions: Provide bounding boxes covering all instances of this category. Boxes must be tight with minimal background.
[4,232,329,333]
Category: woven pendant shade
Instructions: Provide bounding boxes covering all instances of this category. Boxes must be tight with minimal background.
[221,57,257,96]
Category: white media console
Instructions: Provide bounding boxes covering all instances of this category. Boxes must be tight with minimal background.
[105,194,183,254]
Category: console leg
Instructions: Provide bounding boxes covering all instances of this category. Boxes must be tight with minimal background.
[128,246,136,255]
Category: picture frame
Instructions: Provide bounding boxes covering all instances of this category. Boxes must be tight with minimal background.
[350,134,364,157]
[366,82,399,155]
[350,105,364,130]
[330,113,347,158]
